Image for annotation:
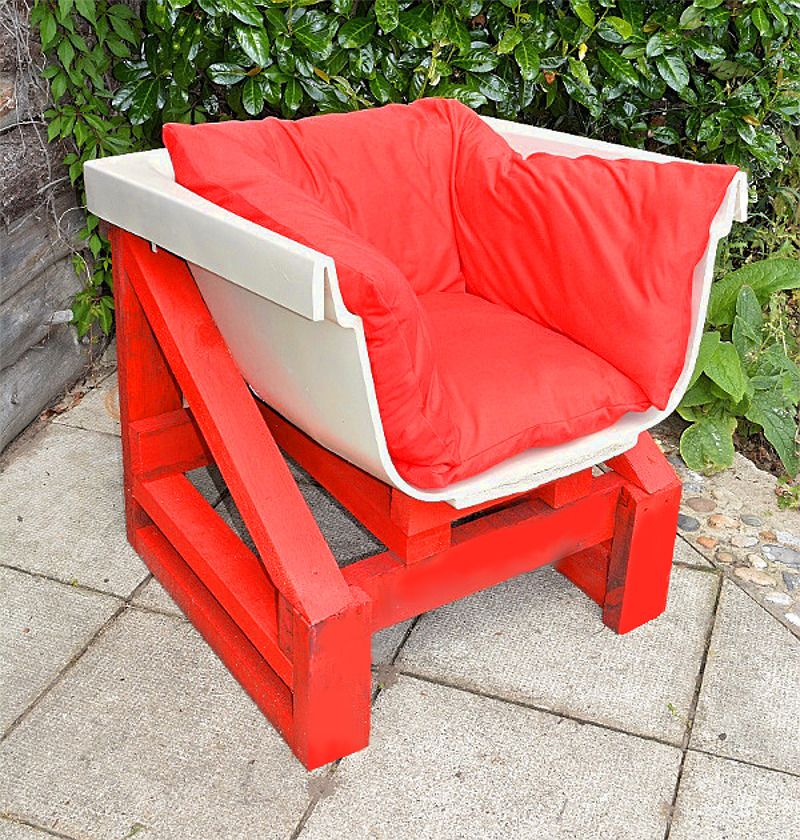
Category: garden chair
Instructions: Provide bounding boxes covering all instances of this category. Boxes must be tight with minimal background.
[84,99,747,768]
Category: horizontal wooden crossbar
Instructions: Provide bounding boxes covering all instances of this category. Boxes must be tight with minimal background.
[135,473,293,687]
[344,473,622,631]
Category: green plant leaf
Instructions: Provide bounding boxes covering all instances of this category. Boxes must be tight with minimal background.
[375,0,399,33]
[705,341,748,402]
[708,259,800,326]
[571,2,595,28]
[689,330,721,388]
[655,53,689,92]
[337,17,375,49]
[568,56,591,87]
[219,0,262,27]
[496,28,522,55]
[747,391,800,476]
[241,75,265,115]
[597,48,638,84]
[208,62,248,85]
[283,77,302,112]
[514,36,540,81]
[235,24,271,66]
[680,416,737,472]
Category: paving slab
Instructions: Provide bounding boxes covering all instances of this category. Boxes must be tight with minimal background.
[674,535,713,569]
[300,676,681,840]
[0,818,62,839]
[690,579,800,775]
[0,609,314,840]
[670,751,800,840]
[53,372,120,437]
[398,565,717,744]
[0,425,147,596]
[0,567,119,733]
[0,424,224,597]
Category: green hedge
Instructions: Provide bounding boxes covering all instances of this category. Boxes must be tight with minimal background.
[32,0,800,477]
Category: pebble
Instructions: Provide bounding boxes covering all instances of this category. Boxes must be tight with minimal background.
[731,535,758,549]
[711,488,743,510]
[717,551,735,564]
[747,553,767,570]
[683,483,704,495]
[686,497,716,513]
[785,612,800,629]
[678,514,700,533]
[741,514,763,527]
[776,531,800,550]
[759,530,777,542]
[734,567,775,587]
[765,592,793,607]
[697,536,718,550]
[783,572,799,592]
[708,514,737,529]
[762,544,800,568]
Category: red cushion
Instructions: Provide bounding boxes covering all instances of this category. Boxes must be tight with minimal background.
[408,293,650,487]
[163,99,738,489]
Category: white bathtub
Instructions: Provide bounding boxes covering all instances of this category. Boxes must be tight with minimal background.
[84,115,747,508]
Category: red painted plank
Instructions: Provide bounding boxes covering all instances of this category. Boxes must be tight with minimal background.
[607,432,681,495]
[129,408,212,480]
[135,525,294,740]
[345,475,622,630]
[136,472,293,687]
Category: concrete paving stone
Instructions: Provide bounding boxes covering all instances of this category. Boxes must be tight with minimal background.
[0,568,119,733]
[0,609,314,840]
[690,580,800,775]
[398,565,717,744]
[670,751,800,840]
[0,425,223,597]
[300,676,681,840]
[0,425,147,596]
[0,818,62,839]
[674,535,714,569]
[53,373,120,437]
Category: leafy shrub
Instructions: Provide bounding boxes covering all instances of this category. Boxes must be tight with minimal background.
[31,0,800,473]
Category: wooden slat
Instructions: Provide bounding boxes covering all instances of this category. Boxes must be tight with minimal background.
[136,472,293,687]
[135,525,294,740]
[128,408,212,480]
[345,474,622,631]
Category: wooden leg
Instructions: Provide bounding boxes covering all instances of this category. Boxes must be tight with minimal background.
[602,434,682,634]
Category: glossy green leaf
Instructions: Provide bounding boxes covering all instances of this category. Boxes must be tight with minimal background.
[241,76,265,115]
[375,0,399,33]
[597,48,638,84]
[514,37,540,81]
[680,416,737,472]
[705,341,748,402]
[655,53,690,91]
[708,259,800,326]
[337,17,375,49]
[235,23,270,66]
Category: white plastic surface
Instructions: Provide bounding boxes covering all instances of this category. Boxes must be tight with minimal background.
[84,116,747,508]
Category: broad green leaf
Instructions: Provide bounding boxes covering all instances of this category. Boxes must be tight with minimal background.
[337,17,375,49]
[241,75,265,115]
[394,8,430,48]
[568,56,591,87]
[680,416,737,472]
[514,37,540,81]
[75,0,96,24]
[208,62,248,85]
[293,13,330,53]
[220,0,262,27]
[679,6,705,30]
[690,331,722,387]
[693,0,724,7]
[127,78,159,125]
[735,284,763,332]
[235,24,270,66]
[655,53,689,92]
[597,48,638,84]
[708,259,800,326]
[751,7,772,37]
[375,0,399,33]
[606,16,633,40]
[747,391,800,476]
[680,375,717,408]
[283,77,302,112]
[39,14,58,49]
[705,341,747,402]
[572,2,595,28]
[496,28,522,55]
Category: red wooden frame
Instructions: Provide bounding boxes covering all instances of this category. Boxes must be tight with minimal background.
[111,229,682,769]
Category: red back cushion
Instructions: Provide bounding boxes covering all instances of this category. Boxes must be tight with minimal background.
[452,129,739,407]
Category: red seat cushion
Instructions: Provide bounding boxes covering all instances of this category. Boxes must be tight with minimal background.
[163,99,738,490]
[406,293,650,487]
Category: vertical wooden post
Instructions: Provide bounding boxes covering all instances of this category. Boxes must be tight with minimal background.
[111,229,182,542]
[603,434,682,634]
